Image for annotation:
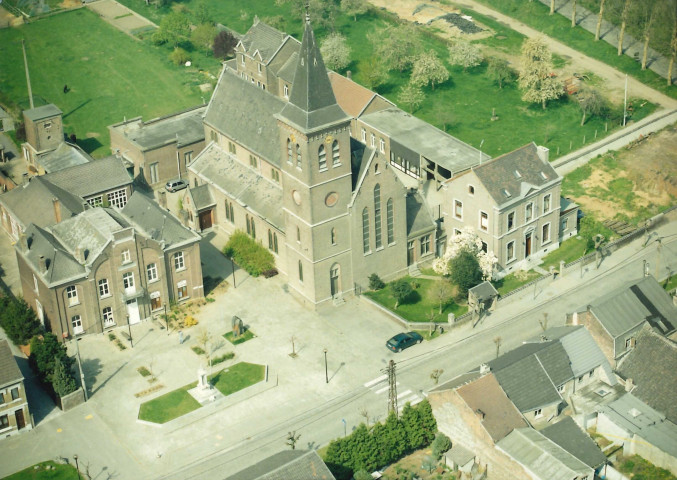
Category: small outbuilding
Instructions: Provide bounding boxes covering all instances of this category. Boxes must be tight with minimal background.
[468,281,498,313]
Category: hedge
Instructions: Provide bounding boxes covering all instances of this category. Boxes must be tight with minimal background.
[222,230,275,277]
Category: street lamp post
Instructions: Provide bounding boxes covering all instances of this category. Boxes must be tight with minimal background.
[73,454,80,479]
[73,337,88,402]
[229,255,236,288]
[323,348,328,384]
[126,314,133,348]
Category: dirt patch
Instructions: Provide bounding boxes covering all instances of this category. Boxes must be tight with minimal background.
[60,0,81,8]
[85,132,100,138]
[382,448,456,479]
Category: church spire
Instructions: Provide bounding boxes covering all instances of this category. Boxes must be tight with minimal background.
[278,8,348,133]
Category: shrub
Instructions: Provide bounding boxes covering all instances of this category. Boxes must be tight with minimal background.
[431,432,451,459]
[184,315,198,327]
[212,352,235,365]
[223,231,275,277]
[0,295,42,346]
[29,333,78,396]
[449,248,483,296]
[169,47,190,66]
[262,268,278,278]
[390,279,413,308]
[52,357,77,397]
[191,346,205,355]
[368,273,385,290]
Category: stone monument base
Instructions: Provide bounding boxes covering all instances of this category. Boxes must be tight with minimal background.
[187,385,222,405]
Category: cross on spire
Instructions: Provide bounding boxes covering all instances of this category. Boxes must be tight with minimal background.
[305,1,310,24]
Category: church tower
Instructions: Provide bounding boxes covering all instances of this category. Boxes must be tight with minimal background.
[276,11,354,307]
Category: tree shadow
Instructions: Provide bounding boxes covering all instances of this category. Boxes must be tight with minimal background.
[80,357,102,398]
[15,356,58,424]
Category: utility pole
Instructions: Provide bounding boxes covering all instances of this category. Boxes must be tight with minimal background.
[623,74,628,126]
[383,360,398,417]
[22,39,34,110]
[655,237,662,279]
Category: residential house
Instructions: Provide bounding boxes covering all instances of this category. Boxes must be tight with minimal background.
[616,324,677,424]
[540,417,607,476]
[0,340,32,438]
[568,276,677,367]
[14,193,203,340]
[109,105,206,187]
[596,393,677,475]
[0,156,133,241]
[223,450,336,480]
[441,143,575,274]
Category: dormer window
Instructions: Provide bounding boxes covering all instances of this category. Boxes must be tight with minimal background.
[503,189,511,198]
[540,171,548,180]
[257,63,262,74]
[284,84,289,98]
[240,55,245,66]
[514,170,521,179]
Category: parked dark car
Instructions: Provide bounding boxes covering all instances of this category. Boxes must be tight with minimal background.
[165,179,189,192]
[386,332,423,352]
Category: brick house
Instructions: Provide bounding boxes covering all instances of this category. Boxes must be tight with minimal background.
[15,193,202,340]
[0,340,32,438]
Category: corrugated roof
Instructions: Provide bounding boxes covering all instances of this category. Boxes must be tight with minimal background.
[0,340,23,389]
[224,450,335,480]
[557,326,609,378]
[497,428,592,480]
[541,417,607,469]
[38,142,92,174]
[45,155,132,198]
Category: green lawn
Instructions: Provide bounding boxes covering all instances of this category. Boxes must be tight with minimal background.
[209,361,264,396]
[138,383,201,424]
[364,276,468,323]
[619,455,677,480]
[223,329,256,345]
[540,236,588,269]
[2,461,79,480]
[473,0,677,100]
[663,275,677,293]
[0,9,203,157]
[492,270,542,296]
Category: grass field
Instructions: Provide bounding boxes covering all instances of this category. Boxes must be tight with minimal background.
[540,236,588,269]
[223,329,255,345]
[210,362,264,396]
[492,270,542,296]
[0,9,203,157]
[3,461,79,480]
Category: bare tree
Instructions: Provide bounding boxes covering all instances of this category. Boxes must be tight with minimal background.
[197,328,212,367]
[341,0,368,21]
[286,431,301,450]
[487,57,515,89]
[368,24,422,72]
[617,0,631,55]
[361,58,389,90]
[431,101,455,132]
[428,279,454,314]
[358,406,370,426]
[595,0,607,40]
[571,0,577,27]
[578,86,609,125]
[670,14,677,85]
[539,312,549,332]
[430,368,444,385]
[639,2,660,69]
[493,336,502,358]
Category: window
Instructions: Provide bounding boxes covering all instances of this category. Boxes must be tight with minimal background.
[33,274,38,293]
[240,54,245,66]
[387,198,394,244]
[44,122,52,129]
[420,235,431,255]
[225,200,234,223]
[298,261,304,282]
[268,230,279,253]
[107,188,128,209]
[374,185,382,249]
[103,307,114,327]
[589,370,594,378]
[98,279,110,298]
[249,154,258,168]
[379,137,385,153]
[370,133,375,148]
[174,252,185,271]
[10,387,19,401]
[507,212,515,231]
[332,140,340,166]
[557,384,565,394]
[0,393,3,404]
[625,337,635,348]
[0,414,8,429]
[534,409,542,418]
[271,168,280,183]
[72,315,83,335]
[331,228,337,246]
[362,208,370,253]
[149,162,159,184]
[87,195,103,207]
[284,84,289,98]
[480,211,488,231]
[210,130,217,143]
[177,280,187,300]
[249,217,256,239]
[468,185,475,195]
[361,128,366,142]
[121,249,131,264]
[542,223,551,244]
[543,194,551,213]
[287,139,293,164]
[562,218,568,231]
[507,241,515,262]
[296,144,302,168]
[184,151,193,164]
[150,292,162,311]
[123,272,135,291]
[374,163,379,174]
[454,200,463,220]
[318,144,327,170]
[257,62,262,73]
[147,263,158,282]
[66,285,78,306]
[228,142,237,154]
[525,202,533,222]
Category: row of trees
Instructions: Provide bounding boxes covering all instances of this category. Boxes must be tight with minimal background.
[324,400,438,479]
[0,295,42,346]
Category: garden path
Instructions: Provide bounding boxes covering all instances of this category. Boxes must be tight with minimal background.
[86,0,156,39]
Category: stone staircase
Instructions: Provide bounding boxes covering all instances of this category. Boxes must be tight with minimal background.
[333,294,345,307]
[408,263,422,277]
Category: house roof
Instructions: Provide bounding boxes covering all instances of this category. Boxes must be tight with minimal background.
[38,142,92,174]
[223,450,335,480]
[45,155,132,198]
[0,175,87,230]
[189,143,284,231]
[471,143,559,206]
[238,20,289,65]
[188,184,215,211]
[266,37,301,83]
[328,71,394,118]
[406,191,435,237]
[497,428,592,480]
[430,371,481,393]
[0,340,23,389]
[445,443,475,467]
[617,325,677,424]
[360,108,482,176]
[540,417,607,469]
[561,197,579,214]
[469,281,498,302]
[597,393,677,459]
[456,373,528,443]
[278,16,349,133]
[24,104,62,121]
[110,106,206,151]
[205,68,285,166]
[584,276,676,338]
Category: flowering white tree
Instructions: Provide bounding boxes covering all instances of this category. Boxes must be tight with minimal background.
[433,226,498,280]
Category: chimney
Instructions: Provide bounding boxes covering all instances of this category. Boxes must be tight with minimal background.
[19,233,28,252]
[625,378,634,392]
[480,363,490,375]
[536,145,549,163]
[572,311,579,325]
[38,255,47,274]
[75,246,85,263]
[52,197,62,223]
[347,70,352,80]
[475,409,486,420]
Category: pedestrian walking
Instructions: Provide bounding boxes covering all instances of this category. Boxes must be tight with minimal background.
[179,330,184,345]
[63,84,69,94]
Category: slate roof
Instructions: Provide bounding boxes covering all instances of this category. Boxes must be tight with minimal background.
[238,20,288,64]
[471,143,559,206]
[541,417,607,469]
[223,450,335,480]
[360,108,483,176]
[110,106,206,151]
[205,68,285,165]
[561,197,579,214]
[584,276,676,338]
[20,224,87,286]
[456,373,528,443]
[266,37,301,82]
[617,325,677,424]
[188,184,215,211]
[597,393,677,459]
[497,428,592,480]
[0,340,23,389]
[189,143,283,230]
[278,17,349,133]
[38,142,92,174]
[328,71,394,118]
[0,175,87,230]
[45,155,132,198]
[469,281,498,302]
[406,191,435,236]
[24,104,62,121]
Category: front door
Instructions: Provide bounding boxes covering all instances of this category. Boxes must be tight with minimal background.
[15,409,25,430]
[126,299,141,325]
[525,232,532,257]
[199,210,213,230]
[407,241,415,266]
[330,264,340,297]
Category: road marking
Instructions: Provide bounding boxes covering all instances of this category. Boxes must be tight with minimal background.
[56,428,62,433]
[396,390,412,400]
[363,374,387,388]
[85,414,93,420]
[373,382,399,395]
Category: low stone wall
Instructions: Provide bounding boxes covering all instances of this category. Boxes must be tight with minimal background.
[58,387,85,412]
